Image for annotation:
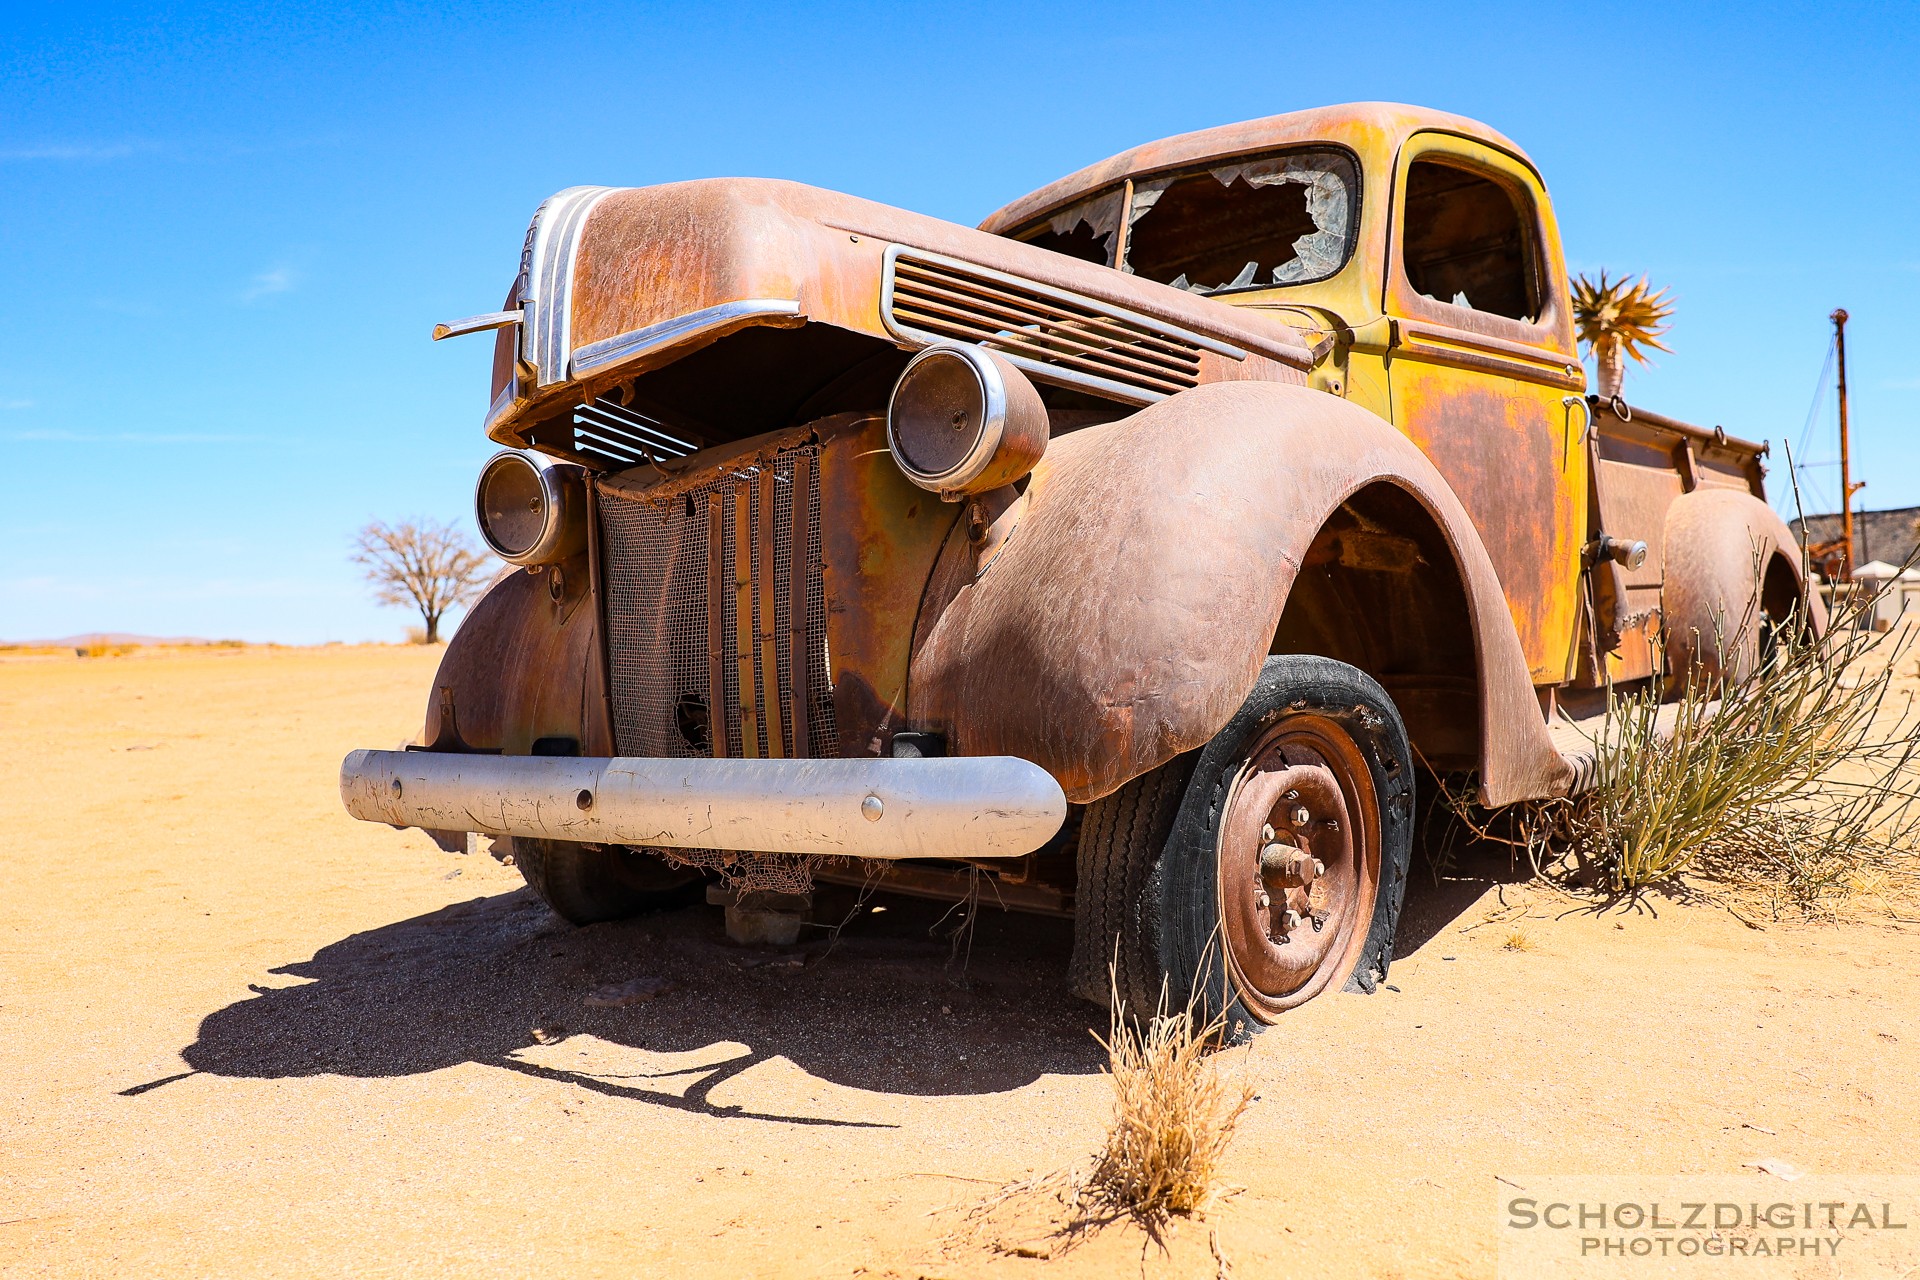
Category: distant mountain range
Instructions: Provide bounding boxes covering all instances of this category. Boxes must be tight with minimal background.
[3,633,234,648]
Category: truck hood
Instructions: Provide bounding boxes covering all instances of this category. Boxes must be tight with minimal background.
[485,177,1314,437]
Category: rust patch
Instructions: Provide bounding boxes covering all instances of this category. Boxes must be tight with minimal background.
[814,415,964,756]
[1391,375,1581,681]
[907,381,1568,806]
[421,561,610,759]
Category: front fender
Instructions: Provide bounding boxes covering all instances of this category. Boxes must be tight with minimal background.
[907,381,1568,805]
[418,561,611,757]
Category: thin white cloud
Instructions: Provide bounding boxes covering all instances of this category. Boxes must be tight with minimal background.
[0,136,338,164]
[0,142,140,162]
[1881,377,1920,390]
[240,264,301,302]
[6,429,260,444]
[0,398,32,410]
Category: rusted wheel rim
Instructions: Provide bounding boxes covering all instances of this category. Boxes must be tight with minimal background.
[1216,714,1380,1020]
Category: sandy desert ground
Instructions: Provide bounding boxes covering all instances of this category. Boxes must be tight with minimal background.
[3,643,1918,1278]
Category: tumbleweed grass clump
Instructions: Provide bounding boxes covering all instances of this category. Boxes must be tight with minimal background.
[1087,973,1252,1230]
[953,967,1251,1258]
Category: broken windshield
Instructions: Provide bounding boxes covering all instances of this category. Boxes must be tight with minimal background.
[1124,149,1359,294]
[1015,187,1129,266]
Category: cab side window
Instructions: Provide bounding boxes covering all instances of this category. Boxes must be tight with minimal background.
[1402,160,1539,322]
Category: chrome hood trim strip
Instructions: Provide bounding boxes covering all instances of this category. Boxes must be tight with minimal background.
[571,298,805,379]
[521,185,623,388]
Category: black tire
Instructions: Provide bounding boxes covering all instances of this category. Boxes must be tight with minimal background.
[508,838,705,925]
[1071,655,1414,1035]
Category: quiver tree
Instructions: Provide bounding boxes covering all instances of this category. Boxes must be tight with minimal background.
[1573,271,1674,400]
[352,519,495,643]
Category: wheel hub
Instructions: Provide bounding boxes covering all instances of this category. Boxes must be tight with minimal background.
[1215,716,1379,1018]
[1239,764,1352,951]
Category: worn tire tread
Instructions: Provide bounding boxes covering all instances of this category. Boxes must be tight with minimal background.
[1071,753,1195,1013]
[1070,655,1414,1034]
[509,837,701,925]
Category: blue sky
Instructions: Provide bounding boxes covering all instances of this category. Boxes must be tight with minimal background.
[3,1,1916,642]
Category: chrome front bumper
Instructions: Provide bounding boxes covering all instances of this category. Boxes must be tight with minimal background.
[339,750,1067,861]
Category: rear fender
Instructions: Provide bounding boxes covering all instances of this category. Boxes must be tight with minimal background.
[1663,488,1822,684]
[907,381,1569,806]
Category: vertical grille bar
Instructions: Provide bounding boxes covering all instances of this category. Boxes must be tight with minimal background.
[731,483,759,758]
[704,493,727,758]
[597,442,836,763]
[755,467,784,759]
[786,452,812,763]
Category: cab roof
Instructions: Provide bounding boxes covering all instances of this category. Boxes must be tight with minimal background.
[977,101,1539,237]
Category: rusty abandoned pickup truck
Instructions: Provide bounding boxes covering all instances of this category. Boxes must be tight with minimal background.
[341,102,1809,1029]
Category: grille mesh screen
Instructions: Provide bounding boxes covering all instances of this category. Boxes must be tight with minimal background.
[597,444,835,762]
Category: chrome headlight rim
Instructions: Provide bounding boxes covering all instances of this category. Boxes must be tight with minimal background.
[885,342,1045,498]
[474,450,587,566]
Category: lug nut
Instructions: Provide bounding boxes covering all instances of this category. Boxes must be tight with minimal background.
[1291,806,1311,827]
[1261,823,1275,842]
[1284,910,1304,930]
[1313,859,1326,878]
[1257,891,1270,910]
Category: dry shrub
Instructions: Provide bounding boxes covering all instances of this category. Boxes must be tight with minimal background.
[1441,569,1920,913]
[1571,592,1920,907]
[950,967,1251,1264]
[1087,971,1251,1232]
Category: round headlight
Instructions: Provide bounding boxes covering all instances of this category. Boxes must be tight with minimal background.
[474,451,587,566]
[886,344,1047,498]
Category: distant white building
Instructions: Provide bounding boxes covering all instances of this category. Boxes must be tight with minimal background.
[1848,559,1920,630]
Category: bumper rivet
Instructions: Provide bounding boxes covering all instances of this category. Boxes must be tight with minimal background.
[861,794,885,822]
[390,778,403,798]
[576,789,594,811]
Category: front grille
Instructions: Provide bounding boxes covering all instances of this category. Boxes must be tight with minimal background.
[597,443,835,760]
[884,247,1215,403]
[564,394,703,469]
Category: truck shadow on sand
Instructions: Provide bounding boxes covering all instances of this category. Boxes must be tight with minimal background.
[134,836,1520,1125]
[145,884,1109,1127]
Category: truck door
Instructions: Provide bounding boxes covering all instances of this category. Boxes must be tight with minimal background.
[1378,132,1589,685]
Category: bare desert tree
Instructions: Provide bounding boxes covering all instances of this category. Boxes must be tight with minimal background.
[352,519,495,643]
